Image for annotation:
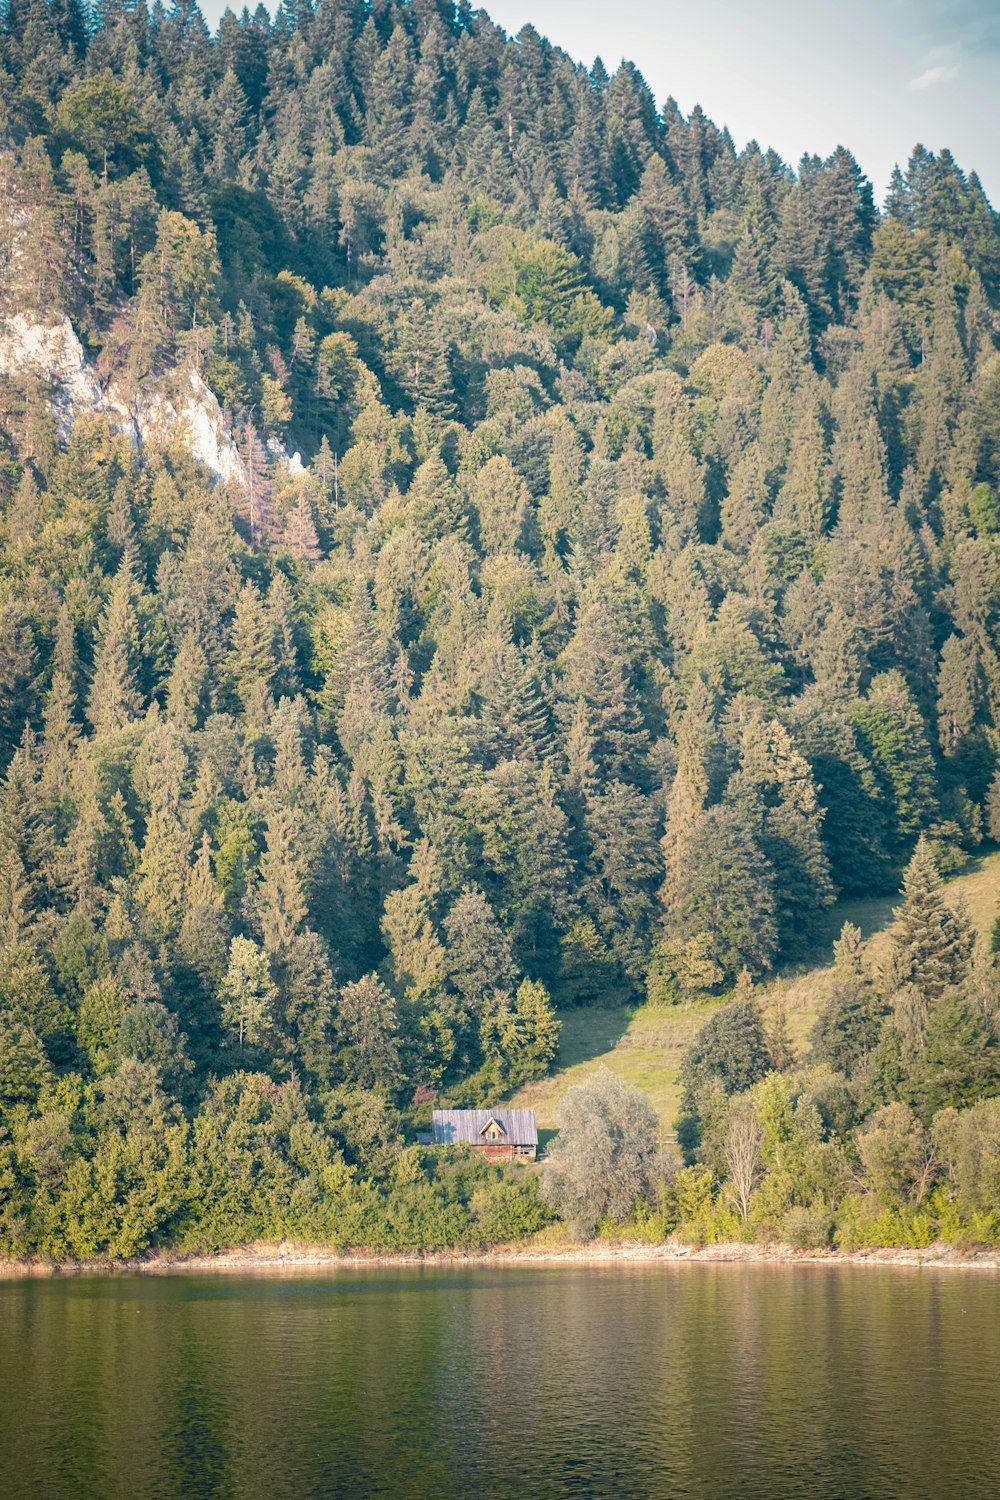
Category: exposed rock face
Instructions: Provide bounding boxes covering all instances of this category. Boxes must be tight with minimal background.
[0,314,104,435]
[132,370,246,484]
[0,313,246,483]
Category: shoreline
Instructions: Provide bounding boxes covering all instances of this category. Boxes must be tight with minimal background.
[4,1238,1000,1279]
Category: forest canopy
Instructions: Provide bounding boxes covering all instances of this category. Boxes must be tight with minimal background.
[1,0,1000,1258]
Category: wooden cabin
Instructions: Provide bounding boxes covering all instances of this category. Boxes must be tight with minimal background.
[431,1108,538,1162]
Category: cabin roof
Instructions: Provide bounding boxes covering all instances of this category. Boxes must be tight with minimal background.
[432,1108,538,1147]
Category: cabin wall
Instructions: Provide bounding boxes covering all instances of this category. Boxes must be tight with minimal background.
[469,1144,537,1163]
[480,1144,514,1163]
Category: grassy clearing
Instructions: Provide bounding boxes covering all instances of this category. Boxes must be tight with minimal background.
[510,848,1000,1145]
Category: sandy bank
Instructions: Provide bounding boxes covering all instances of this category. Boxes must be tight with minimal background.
[4,1238,1000,1278]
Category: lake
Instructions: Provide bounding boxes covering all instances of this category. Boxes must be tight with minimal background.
[1,1264,999,1498]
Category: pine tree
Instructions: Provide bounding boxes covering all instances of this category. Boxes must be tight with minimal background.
[281,489,322,562]
[164,633,208,730]
[560,602,650,787]
[660,677,717,914]
[442,887,518,1014]
[86,576,143,736]
[672,806,778,982]
[582,779,660,982]
[894,838,975,1002]
[136,806,192,941]
[380,839,446,1005]
[726,713,834,956]
[0,736,53,942]
[936,634,978,752]
[603,62,658,204]
[219,936,277,1049]
[811,922,885,1075]
[774,399,830,536]
[321,575,390,720]
[852,672,939,851]
[278,928,337,1081]
[480,977,560,1089]
[77,972,128,1075]
[363,24,414,178]
[471,455,532,555]
[236,423,273,548]
[720,448,769,552]
[637,153,689,285]
[729,161,780,320]
[474,760,573,981]
[226,581,277,711]
[477,629,553,766]
[257,805,310,959]
[910,989,1000,1116]
[336,972,401,1090]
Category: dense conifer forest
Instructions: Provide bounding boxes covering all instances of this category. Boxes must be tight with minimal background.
[2,0,1000,1258]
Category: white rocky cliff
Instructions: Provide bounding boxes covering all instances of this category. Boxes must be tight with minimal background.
[0,313,247,483]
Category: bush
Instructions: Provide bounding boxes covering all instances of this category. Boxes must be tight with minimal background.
[780,1202,833,1249]
[471,1171,551,1245]
[833,1195,937,1251]
[670,1165,740,1245]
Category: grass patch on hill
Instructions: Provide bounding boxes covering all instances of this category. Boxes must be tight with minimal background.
[510,848,1000,1146]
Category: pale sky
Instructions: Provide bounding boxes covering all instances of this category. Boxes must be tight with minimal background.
[200,0,1000,204]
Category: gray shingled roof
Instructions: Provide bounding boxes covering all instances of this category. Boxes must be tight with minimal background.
[432,1108,538,1146]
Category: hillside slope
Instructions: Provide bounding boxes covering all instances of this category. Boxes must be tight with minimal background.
[0,0,999,1258]
[511,850,1000,1141]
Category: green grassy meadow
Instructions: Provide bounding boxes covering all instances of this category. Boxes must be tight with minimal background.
[510,849,1000,1146]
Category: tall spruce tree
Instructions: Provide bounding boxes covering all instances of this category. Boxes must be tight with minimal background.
[894,838,975,1002]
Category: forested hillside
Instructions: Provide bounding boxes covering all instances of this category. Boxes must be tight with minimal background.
[2,0,1000,1259]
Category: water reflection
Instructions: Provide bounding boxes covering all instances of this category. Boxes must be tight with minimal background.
[1,1265,998,1499]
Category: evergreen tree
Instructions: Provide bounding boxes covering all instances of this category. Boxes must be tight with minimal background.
[679,994,773,1124]
[136,806,192,941]
[219,936,277,1049]
[852,672,939,851]
[910,990,1000,1117]
[86,577,143,736]
[729,158,780,319]
[811,922,885,1076]
[336,972,402,1090]
[480,977,560,1090]
[257,805,310,959]
[894,838,975,1002]
[442,887,518,1014]
[672,806,778,982]
[0,0,998,1263]
[380,839,446,1005]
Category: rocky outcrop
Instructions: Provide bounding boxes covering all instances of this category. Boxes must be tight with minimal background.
[129,370,246,484]
[0,313,246,483]
[0,314,104,436]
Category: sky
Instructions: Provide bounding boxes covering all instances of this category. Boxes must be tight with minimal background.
[200,0,1000,204]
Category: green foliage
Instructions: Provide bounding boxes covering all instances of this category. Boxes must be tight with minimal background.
[544,1068,665,1238]
[0,0,998,1262]
[810,923,885,1076]
[485,238,613,343]
[893,837,975,1001]
[480,978,560,1092]
[56,72,153,175]
[670,808,778,983]
[219,937,277,1050]
[678,995,773,1142]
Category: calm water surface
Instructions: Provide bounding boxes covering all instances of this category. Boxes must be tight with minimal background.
[1,1264,999,1499]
